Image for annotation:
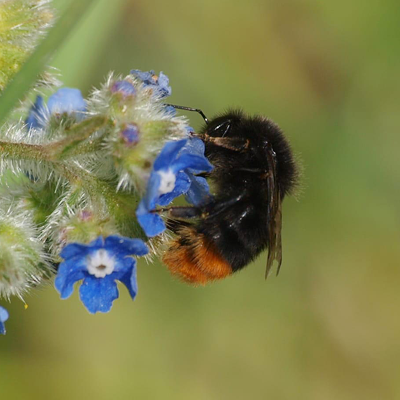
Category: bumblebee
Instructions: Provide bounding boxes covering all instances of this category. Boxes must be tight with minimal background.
[161,106,298,284]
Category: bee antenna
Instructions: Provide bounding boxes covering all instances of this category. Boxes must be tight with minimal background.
[164,104,209,124]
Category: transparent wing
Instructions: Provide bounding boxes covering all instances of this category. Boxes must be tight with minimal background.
[265,145,283,278]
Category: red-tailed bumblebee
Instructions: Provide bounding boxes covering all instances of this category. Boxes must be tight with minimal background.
[161,106,298,284]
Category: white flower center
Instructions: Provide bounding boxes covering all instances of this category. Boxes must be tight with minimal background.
[157,168,176,195]
[86,249,115,278]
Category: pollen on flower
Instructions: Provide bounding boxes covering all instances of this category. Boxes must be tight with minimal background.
[157,169,176,195]
[86,249,115,278]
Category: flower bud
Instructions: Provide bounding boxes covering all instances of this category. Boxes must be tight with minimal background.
[0,203,48,299]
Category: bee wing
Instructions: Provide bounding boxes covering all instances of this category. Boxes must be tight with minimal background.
[265,146,283,278]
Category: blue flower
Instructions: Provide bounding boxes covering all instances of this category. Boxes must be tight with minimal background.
[47,88,86,115]
[136,138,213,237]
[121,123,140,146]
[55,236,148,314]
[26,88,86,130]
[181,136,213,206]
[185,171,212,206]
[111,80,136,97]
[130,69,172,98]
[25,95,45,129]
[0,306,9,335]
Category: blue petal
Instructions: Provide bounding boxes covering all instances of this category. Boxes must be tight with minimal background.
[142,172,161,210]
[0,306,9,324]
[47,88,86,115]
[112,259,138,300]
[79,275,119,314]
[0,321,5,335]
[25,96,47,129]
[104,236,149,258]
[111,80,136,97]
[59,236,103,260]
[136,199,150,216]
[130,69,156,84]
[55,258,87,299]
[182,137,205,156]
[158,171,191,206]
[180,137,214,174]
[88,236,105,248]
[60,242,91,260]
[153,139,188,171]
[185,173,212,206]
[157,72,172,97]
[113,253,134,274]
[172,153,214,174]
[136,203,166,237]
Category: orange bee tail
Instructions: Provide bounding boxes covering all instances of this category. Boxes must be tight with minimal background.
[162,226,232,285]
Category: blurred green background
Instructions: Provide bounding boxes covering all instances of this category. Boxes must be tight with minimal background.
[1,0,400,398]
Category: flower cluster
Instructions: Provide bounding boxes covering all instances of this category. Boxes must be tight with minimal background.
[0,66,215,331]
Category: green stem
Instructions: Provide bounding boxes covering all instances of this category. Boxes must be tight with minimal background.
[0,141,50,161]
[64,136,106,157]
[0,116,108,161]
[46,115,108,159]
[0,0,96,126]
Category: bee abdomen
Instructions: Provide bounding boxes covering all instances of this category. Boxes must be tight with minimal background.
[162,226,232,285]
[199,203,267,272]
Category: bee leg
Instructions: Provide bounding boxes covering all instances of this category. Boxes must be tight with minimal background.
[201,133,250,152]
[236,167,266,174]
[151,205,203,219]
[193,171,211,179]
[153,192,245,220]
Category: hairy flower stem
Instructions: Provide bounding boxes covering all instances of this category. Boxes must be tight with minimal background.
[0,137,132,210]
[62,136,105,158]
[0,115,107,162]
[0,141,48,162]
[46,115,108,159]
